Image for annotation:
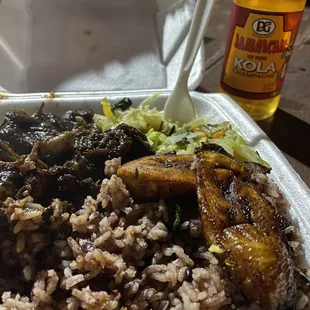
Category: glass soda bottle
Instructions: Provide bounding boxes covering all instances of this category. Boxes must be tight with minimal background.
[218,0,307,120]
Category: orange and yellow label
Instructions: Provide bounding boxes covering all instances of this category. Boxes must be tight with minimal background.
[220,4,303,100]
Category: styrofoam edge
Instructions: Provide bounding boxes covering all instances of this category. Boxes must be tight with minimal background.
[0,79,202,100]
[0,62,204,95]
[0,89,177,101]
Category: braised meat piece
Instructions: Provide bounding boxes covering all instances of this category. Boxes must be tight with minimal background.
[0,108,92,156]
[0,162,23,201]
[74,123,154,164]
[0,140,20,162]
[0,108,154,206]
[62,109,94,124]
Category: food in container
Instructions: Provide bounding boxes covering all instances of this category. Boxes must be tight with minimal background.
[0,92,309,309]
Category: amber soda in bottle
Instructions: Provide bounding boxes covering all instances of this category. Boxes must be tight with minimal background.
[218,0,307,120]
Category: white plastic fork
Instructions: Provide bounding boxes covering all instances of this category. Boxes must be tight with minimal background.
[163,0,215,125]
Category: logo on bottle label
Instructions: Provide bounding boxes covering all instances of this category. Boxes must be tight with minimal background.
[252,19,275,35]
[220,5,303,100]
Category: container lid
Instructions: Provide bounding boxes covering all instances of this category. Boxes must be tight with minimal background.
[0,0,204,94]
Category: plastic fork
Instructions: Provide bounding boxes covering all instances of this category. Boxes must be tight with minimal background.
[163,0,215,125]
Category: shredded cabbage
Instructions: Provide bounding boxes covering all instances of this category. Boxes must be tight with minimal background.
[93,95,269,167]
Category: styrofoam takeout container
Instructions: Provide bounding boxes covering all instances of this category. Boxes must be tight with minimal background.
[1,90,310,265]
[0,0,309,268]
[0,0,203,93]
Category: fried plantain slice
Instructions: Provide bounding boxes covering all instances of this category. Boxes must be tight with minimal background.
[117,154,196,201]
[195,145,296,310]
[117,143,270,202]
[222,224,296,310]
[117,143,296,308]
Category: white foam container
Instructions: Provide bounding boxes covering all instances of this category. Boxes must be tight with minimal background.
[0,0,309,268]
[1,90,310,265]
[0,0,203,93]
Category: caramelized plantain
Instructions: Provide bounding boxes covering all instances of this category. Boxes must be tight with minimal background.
[195,143,271,180]
[117,144,296,308]
[222,224,296,310]
[195,144,296,309]
[117,154,196,201]
[117,147,269,202]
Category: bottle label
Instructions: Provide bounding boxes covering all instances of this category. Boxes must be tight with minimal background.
[220,4,303,100]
